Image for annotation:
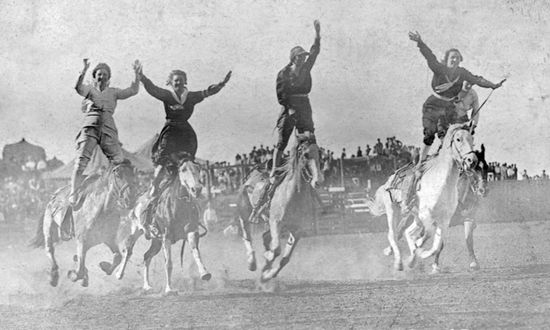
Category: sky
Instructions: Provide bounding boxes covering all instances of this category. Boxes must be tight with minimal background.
[0,0,549,174]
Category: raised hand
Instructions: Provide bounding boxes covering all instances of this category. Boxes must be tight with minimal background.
[133,59,142,75]
[314,20,321,35]
[408,31,422,43]
[82,58,90,71]
[221,70,232,86]
[494,78,507,89]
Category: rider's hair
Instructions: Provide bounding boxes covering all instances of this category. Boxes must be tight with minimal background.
[92,63,111,79]
[442,48,463,64]
[166,70,187,86]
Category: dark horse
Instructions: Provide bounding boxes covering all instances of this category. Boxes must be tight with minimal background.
[236,133,324,283]
[30,160,138,287]
[115,155,209,295]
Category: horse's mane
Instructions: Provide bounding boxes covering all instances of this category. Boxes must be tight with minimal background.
[422,123,471,170]
[80,160,133,196]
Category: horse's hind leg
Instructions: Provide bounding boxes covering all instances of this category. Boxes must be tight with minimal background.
[239,215,256,271]
[464,219,479,270]
[384,195,403,271]
[68,239,90,287]
[432,241,445,274]
[404,220,423,268]
[99,239,122,276]
[263,231,300,281]
[143,238,162,291]
[188,231,211,281]
[116,225,142,280]
[43,210,60,287]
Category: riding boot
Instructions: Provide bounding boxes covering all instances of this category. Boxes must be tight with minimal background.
[69,167,84,206]
[149,165,167,198]
[249,149,283,223]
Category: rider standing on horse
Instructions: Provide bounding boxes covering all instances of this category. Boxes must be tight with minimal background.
[271,20,321,179]
[408,31,503,165]
[248,20,321,223]
[70,59,141,205]
[139,66,231,197]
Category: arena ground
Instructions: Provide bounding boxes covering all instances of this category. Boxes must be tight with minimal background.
[0,219,549,329]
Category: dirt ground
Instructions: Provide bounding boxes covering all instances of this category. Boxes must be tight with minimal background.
[0,219,549,329]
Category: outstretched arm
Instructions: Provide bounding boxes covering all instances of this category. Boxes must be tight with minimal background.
[409,31,446,74]
[463,70,504,90]
[139,66,171,102]
[75,58,92,96]
[117,60,141,100]
[203,71,232,98]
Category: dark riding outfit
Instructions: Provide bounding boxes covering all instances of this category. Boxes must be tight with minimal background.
[275,37,320,151]
[140,72,226,196]
[414,40,499,145]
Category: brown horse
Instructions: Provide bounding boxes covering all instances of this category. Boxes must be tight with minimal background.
[237,133,324,283]
[30,160,138,287]
[115,156,208,295]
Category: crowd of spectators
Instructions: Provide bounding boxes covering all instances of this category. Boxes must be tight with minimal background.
[0,173,53,223]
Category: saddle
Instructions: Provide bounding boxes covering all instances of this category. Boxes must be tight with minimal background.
[386,158,432,214]
[247,169,285,224]
[71,174,102,211]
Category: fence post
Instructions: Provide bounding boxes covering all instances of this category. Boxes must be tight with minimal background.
[205,161,212,201]
[340,158,344,187]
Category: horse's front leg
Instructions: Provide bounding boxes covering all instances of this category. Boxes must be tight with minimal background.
[116,224,143,280]
[386,202,403,271]
[143,238,162,292]
[43,211,60,287]
[162,236,176,295]
[239,215,256,271]
[261,221,282,282]
[187,231,211,281]
[263,231,300,281]
[99,238,122,276]
[464,219,479,270]
[68,238,89,287]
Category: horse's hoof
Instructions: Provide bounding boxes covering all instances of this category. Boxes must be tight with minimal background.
[248,252,257,272]
[394,261,404,271]
[383,246,393,257]
[257,278,278,293]
[407,256,417,269]
[81,276,89,287]
[200,272,212,281]
[431,264,441,274]
[67,270,78,282]
[163,290,178,297]
[140,286,153,295]
[469,260,480,271]
[116,270,124,280]
[99,261,113,275]
[264,250,275,262]
[49,271,59,287]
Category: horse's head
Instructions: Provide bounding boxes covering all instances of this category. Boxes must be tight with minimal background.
[296,132,324,189]
[445,123,478,172]
[109,160,138,209]
[176,153,203,199]
[471,144,488,197]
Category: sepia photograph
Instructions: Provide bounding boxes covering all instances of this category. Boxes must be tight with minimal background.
[0,0,549,328]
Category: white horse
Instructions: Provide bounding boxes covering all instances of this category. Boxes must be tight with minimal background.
[367,123,478,273]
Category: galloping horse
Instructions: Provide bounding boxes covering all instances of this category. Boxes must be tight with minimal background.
[236,133,324,282]
[381,144,488,270]
[367,123,477,273]
[115,155,208,295]
[30,160,138,287]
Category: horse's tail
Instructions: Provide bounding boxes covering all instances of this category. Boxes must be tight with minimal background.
[28,210,46,248]
[365,187,387,217]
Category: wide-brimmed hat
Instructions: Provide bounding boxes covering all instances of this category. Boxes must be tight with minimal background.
[290,46,309,61]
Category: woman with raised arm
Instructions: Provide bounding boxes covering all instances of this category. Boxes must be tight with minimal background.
[140,67,231,197]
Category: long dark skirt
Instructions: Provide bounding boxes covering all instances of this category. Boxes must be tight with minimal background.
[152,121,197,166]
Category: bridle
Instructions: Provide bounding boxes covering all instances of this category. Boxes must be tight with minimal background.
[109,163,134,206]
[449,128,476,173]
